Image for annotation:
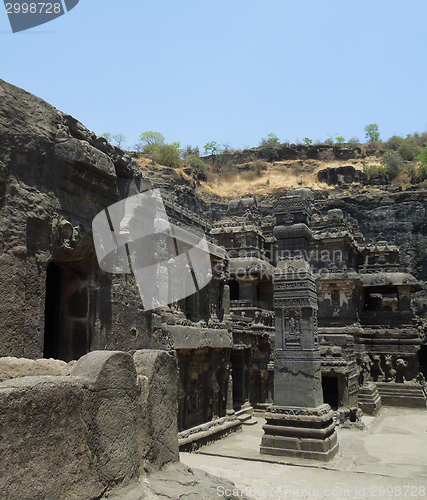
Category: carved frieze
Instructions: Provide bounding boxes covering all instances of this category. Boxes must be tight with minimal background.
[274,297,318,309]
[267,404,331,417]
[273,199,307,212]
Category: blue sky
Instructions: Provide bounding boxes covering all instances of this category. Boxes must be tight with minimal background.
[1,0,426,151]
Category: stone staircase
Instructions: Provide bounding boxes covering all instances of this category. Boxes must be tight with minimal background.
[235,401,258,426]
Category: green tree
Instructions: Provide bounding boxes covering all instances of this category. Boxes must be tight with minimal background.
[139,131,166,153]
[415,145,427,182]
[260,133,279,146]
[138,131,183,168]
[416,144,427,165]
[335,136,345,145]
[302,138,312,146]
[364,124,380,143]
[382,151,403,179]
[259,133,280,160]
[185,155,208,181]
[156,143,182,169]
[170,141,182,154]
[398,141,418,161]
[385,135,404,151]
[385,135,418,161]
[102,132,112,142]
[204,141,222,157]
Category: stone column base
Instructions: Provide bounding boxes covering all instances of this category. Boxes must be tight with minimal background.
[358,382,382,415]
[260,404,339,461]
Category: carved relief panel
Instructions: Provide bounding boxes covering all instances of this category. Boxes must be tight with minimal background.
[282,308,301,349]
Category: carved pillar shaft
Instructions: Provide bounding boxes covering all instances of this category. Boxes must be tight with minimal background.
[226,368,235,416]
[260,191,338,461]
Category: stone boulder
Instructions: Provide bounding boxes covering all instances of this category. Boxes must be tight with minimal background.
[317,165,368,186]
[0,350,180,500]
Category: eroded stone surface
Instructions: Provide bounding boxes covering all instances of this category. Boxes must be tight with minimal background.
[101,462,248,500]
[0,350,181,500]
[0,356,73,381]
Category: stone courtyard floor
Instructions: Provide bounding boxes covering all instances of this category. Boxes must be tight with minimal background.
[181,407,427,500]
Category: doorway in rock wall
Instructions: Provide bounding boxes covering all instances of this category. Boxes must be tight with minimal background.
[419,345,427,379]
[44,261,90,362]
[43,262,61,359]
[322,375,339,410]
[229,279,239,301]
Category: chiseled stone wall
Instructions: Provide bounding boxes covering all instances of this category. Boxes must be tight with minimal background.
[0,350,179,500]
[0,79,155,360]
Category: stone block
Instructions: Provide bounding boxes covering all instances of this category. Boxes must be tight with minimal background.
[274,352,323,408]
[166,324,233,349]
[0,349,181,499]
[358,382,382,415]
[0,376,104,500]
[70,351,140,482]
[133,349,179,469]
[260,404,339,461]
[375,382,426,408]
[0,356,72,382]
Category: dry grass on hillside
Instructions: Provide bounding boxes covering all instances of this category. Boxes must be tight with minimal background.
[133,152,393,201]
[134,155,194,182]
[199,159,374,200]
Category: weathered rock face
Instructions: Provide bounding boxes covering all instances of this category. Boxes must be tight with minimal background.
[319,190,427,285]
[0,349,179,500]
[0,79,156,360]
[133,350,179,470]
[0,79,240,436]
[203,143,361,164]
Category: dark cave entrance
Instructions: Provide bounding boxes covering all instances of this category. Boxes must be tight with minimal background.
[322,375,339,410]
[229,279,239,301]
[419,345,427,379]
[44,261,90,362]
[43,262,61,359]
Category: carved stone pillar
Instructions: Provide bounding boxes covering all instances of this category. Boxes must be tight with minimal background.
[273,258,323,408]
[223,284,231,318]
[226,367,235,416]
[260,190,339,461]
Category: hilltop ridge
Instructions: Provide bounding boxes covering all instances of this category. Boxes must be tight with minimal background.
[133,144,415,202]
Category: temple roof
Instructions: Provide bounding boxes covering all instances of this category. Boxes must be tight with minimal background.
[360,272,418,288]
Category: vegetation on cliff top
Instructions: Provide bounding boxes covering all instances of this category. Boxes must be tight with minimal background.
[106,126,427,199]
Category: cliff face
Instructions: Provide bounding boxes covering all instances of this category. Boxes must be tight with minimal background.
[150,161,427,319]
[317,188,427,319]
[0,79,155,359]
[319,189,427,282]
